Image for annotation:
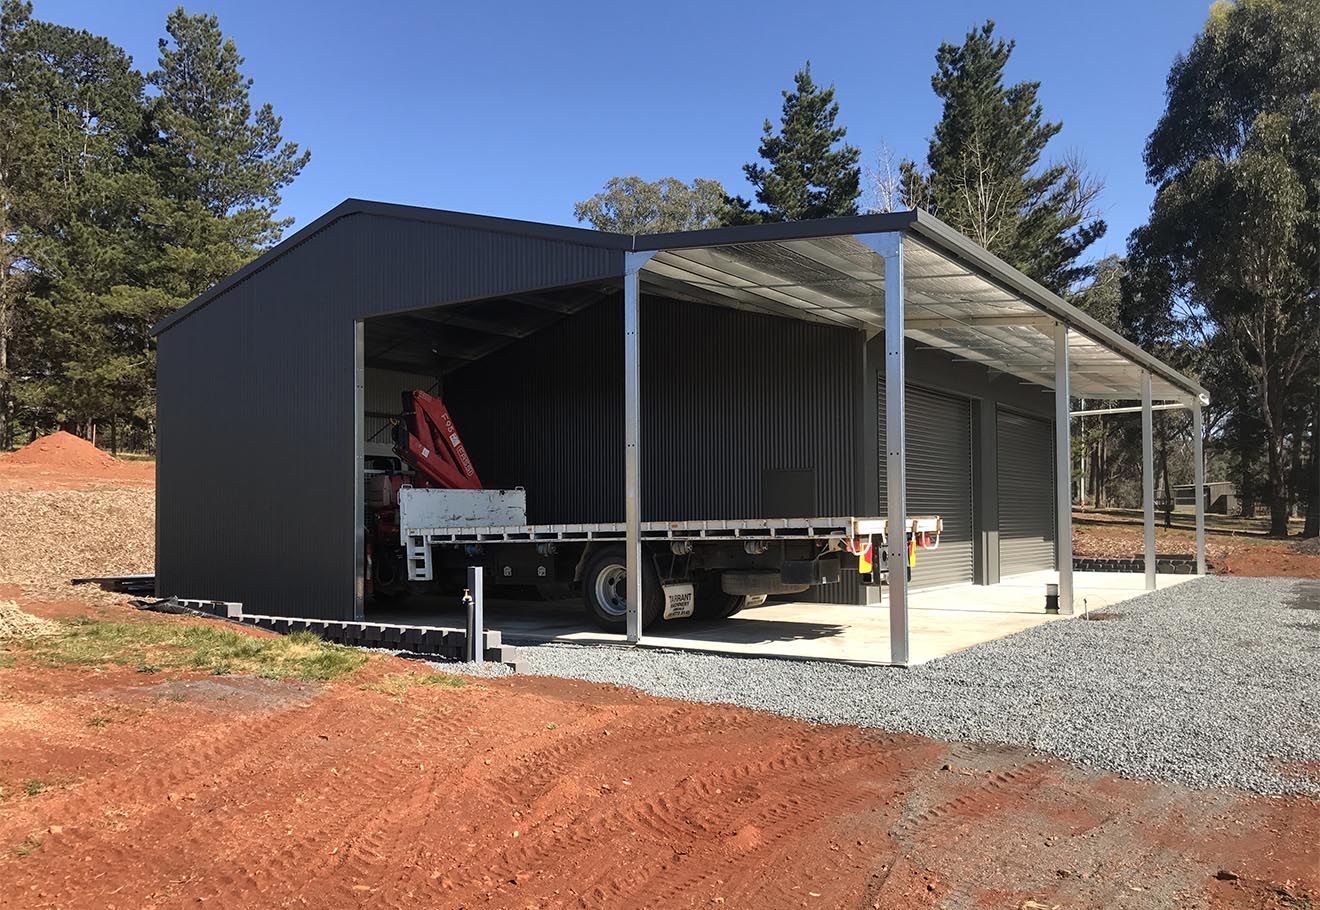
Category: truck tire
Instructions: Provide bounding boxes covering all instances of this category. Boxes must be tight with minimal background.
[693,574,747,620]
[582,546,662,632]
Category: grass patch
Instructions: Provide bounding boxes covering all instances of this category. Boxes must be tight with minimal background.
[22,779,44,796]
[86,715,112,727]
[15,621,368,682]
[0,653,13,669]
[15,836,41,858]
[360,670,466,695]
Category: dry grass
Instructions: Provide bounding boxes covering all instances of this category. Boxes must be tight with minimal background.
[0,601,60,641]
[360,670,467,695]
[9,621,368,681]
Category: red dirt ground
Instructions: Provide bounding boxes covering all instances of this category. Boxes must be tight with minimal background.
[0,462,1316,909]
[1220,547,1320,579]
[1074,514,1320,579]
[0,432,154,491]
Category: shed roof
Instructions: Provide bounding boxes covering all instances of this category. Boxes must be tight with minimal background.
[153,199,1206,403]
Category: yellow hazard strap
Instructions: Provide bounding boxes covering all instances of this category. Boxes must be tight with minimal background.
[908,537,917,568]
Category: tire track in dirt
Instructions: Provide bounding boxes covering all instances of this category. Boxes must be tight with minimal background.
[891,758,1054,845]
[11,696,337,906]
[250,700,491,908]
[476,704,762,815]
[625,754,896,910]
[1,690,321,841]
[492,732,908,909]
[458,727,827,902]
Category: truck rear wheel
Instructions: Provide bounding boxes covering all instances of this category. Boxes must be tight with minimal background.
[582,546,662,632]
[693,574,748,620]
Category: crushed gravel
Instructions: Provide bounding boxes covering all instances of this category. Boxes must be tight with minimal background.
[449,577,1320,795]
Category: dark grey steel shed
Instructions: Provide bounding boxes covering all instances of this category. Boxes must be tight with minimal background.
[152,199,1208,663]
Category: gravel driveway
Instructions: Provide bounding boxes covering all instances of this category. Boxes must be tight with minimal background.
[456,576,1320,795]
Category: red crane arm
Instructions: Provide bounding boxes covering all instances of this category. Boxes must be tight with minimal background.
[393,390,483,490]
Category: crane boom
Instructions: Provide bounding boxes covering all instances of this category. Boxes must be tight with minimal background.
[393,390,482,490]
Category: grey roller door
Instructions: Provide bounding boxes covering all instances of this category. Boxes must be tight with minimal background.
[997,409,1056,576]
[878,381,975,589]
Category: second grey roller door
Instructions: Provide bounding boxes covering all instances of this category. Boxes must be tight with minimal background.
[878,381,975,588]
[997,408,1057,576]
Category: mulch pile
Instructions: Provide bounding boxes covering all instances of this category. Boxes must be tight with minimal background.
[0,488,155,604]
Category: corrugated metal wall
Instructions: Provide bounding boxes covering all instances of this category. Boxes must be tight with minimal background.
[156,212,622,619]
[363,367,440,448]
[996,408,1057,575]
[444,294,860,524]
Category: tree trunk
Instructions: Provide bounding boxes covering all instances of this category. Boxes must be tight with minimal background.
[0,324,7,452]
[1266,427,1290,537]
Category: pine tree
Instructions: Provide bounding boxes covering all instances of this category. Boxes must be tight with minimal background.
[901,21,1105,292]
[735,63,860,222]
[0,3,310,448]
[0,0,157,439]
[147,6,309,298]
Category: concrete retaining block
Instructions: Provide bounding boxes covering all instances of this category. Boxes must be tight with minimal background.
[1073,556,1198,574]
[224,613,522,670]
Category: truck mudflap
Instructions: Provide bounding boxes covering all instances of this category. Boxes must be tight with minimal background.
[662,583,696,620]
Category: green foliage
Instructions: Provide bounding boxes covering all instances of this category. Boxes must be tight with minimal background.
[1128,0,1320,535]
[15,619,368,681]
[147,7,309,297]
[573,176,730,233]
[736,63,860,222]
[900,21,1105,292]
[0,1,307,449]
[1071,255,1124,331]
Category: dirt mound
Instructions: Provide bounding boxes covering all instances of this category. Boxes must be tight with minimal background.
[0,432,153,490]
[3,431,117,471]
[1293,535,1320,556]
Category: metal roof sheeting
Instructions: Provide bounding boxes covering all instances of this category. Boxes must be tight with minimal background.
[156,199,1206,404]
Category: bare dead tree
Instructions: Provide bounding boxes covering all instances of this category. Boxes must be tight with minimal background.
[864,141,906,213]
[946,127,1017,251]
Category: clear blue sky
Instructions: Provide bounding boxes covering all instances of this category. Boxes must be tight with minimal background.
[42,0,1212,259]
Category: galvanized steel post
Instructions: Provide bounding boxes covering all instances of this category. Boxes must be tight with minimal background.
[465,565,484,662]
[1142,370,1156,591]
[1193,401,1207,575]
[353,320,366,621]
[623,252,654,644]
[1054,323,1074,614]
[857,232,909,666]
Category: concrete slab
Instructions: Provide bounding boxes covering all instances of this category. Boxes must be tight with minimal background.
[369,572,1201,667]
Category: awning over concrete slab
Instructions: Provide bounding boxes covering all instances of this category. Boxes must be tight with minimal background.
[373,572,1200,667]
